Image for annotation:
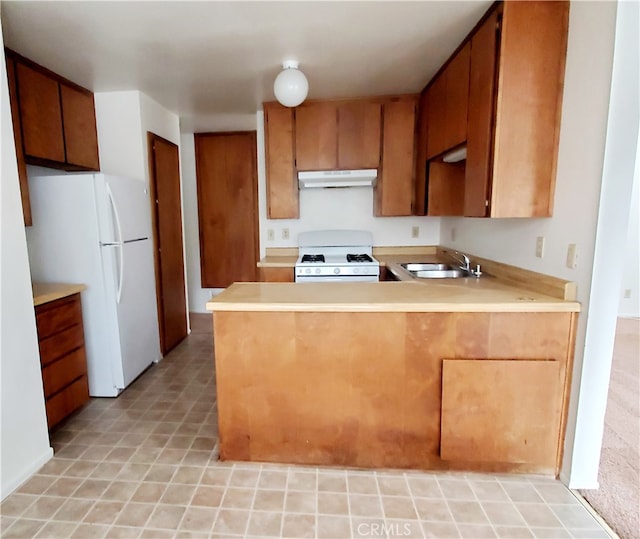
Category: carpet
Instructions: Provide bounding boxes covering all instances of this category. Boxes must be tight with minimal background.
[581,317,640,539]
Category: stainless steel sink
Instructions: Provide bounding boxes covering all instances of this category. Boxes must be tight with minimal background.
[400,262,470,279]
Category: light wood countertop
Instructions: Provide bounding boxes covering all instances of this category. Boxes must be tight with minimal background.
[32,282,86,307]
[206,280,580,313]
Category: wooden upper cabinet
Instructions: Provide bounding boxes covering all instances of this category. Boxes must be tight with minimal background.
[295,100,382,171]
[426,43,470,160]
[60,84,100,170]
[465,9,499,217]
[264,103,298,219]
[6,56,31,226]
[337,101,382,169]
[413,90,429,216]
[8,50,100,173]
[295,102,338,170]
[375,99,417,216]
[465,1,569,218]
[444,42,470,152]
[16,62,66,163]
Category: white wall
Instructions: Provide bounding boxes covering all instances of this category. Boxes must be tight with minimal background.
[440,1,638,488]
[619,161,639,318]
[568,0,639,489]
[0,18,53,500]
[94,91,145,181]
[181,112,440,313]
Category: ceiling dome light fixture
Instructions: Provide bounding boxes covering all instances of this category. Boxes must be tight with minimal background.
[273,60,309,107]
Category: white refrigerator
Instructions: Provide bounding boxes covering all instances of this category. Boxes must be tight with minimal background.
[26,171,162,397]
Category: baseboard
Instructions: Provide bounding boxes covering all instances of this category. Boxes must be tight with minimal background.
[0,446,54,501]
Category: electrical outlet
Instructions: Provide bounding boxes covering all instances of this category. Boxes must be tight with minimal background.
[451,227,457,242]
[411,226,420,238]
[267,229,275,241]
[624,289,632,299]
[566,243,578,269]
[535,236,545,258]
[282,228,290,240]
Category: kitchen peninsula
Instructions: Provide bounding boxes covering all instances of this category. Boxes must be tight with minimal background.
[207,262,580,476]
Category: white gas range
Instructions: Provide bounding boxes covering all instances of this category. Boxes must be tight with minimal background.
[295,230,380,283]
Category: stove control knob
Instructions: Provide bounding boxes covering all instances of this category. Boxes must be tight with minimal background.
[315,268,321,274]
[305,268,311,274]
[334,267,340,275]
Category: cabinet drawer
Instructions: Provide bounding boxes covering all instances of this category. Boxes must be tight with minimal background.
[39,323,84,367]
[36,294,82,339]
[46,375,89,429]
[42,348,87,398]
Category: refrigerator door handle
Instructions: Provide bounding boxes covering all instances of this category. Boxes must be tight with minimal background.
[106,183,125,304]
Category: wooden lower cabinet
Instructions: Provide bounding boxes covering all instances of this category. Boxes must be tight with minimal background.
[35,293,89,429]
[213,310,576,474]
[258,267,294,282]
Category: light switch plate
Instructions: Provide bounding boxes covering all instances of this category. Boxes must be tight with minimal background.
[411,226,420,238]
[536,236,545,258]
[282,228,290,240]
[267,229,274,241]
[566,243,578,269]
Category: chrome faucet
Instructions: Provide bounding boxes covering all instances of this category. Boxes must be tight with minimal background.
[447,250,482,277]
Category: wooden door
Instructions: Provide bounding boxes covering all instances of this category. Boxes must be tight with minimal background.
[16,62,65,163]
[60,83,100,170]
[264,103,298,219]
[465,10,499,217]
[444,42,471,150]
[337,101,381,169]
[375,99,416,216]
[195,132,259,288]
[295,102,338,170]
[6,55,31,226]
[148,134,188,355]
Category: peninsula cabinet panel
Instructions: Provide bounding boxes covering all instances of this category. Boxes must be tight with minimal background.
[60,84,100,170]
[213,310,576,474]
[295,102,338,170]
[5,55,31,226]
[16,62,66,163]
[441,359,562,469]
[375,99,417,216]
[337,101,382,169]
[466,1,569,217]
[264,103,298,219]
[195,132,259,288]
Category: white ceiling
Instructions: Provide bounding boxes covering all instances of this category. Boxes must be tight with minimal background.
[1,1,491,132]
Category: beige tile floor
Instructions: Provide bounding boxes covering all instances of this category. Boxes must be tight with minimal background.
[1,315,612,539]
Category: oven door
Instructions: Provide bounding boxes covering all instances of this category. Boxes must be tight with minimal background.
[295,274,379,283]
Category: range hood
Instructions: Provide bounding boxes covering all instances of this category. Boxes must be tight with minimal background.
[298,169,377,189]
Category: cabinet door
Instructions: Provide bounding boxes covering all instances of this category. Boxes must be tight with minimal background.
[337,101,381,169]
[465,10,499,217]
[264,103,298,219]
[16,62,65,163]
[413,90,429,216]
[425,75,446,159]
[426,161,465,216]
[60,84,100,170]
[441,359,561,468]
[258,267,294,282]
[375,100,416,216]
[295,102,338,170]
[444,43,470,151]
[5,55,31,226]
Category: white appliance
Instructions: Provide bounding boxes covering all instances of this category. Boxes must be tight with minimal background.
[295,229,380,282]
[26,172,161,397]
[298,169,377,189]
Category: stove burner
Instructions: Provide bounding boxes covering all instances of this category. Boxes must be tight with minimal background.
[301,254,325,263]
[347,254,374,263]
